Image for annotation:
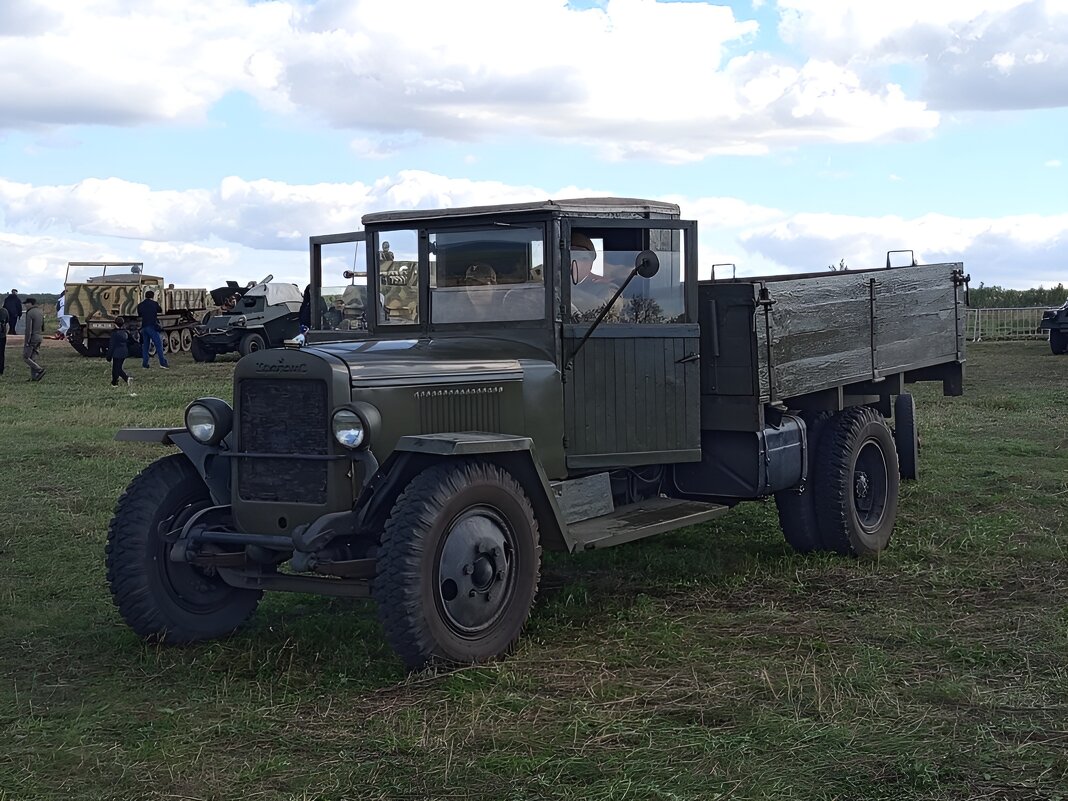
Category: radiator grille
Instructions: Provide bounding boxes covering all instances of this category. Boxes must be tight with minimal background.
[418,385,503,433]
[237,378,329,503]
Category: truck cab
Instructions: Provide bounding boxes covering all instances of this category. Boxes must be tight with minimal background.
[107,198,966,670]
[301,198,698,479]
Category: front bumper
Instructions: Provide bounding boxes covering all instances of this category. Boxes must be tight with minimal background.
[195,329,244,352]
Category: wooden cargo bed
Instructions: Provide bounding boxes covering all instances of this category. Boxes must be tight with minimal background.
[697,263,967,430]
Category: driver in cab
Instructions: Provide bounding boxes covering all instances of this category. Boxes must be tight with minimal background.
[569,231,623,323]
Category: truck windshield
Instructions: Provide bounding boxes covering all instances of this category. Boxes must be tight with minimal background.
[65,263,147,284]
[429,227,545,325]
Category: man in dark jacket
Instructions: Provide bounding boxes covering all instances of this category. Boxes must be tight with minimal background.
[0,304,8,375]
[3,289,20,335]
[136,290,169,369]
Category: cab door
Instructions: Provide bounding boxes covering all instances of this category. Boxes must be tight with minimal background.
[561,220,701,471]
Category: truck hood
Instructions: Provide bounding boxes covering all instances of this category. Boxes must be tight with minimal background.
[305,337,547,387]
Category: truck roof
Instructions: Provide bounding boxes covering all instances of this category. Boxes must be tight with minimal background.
[362,197,681,226]
[67,261,145,268]
[82,273,164,284]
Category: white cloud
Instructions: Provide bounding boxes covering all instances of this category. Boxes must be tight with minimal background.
[990,52,1017,74]
[741,210,1068,288]
[2,171,1065,292]
[0,0,940,161]
[1045,159,1062,168]
[776,0,1068,111]
[0,0,295,129]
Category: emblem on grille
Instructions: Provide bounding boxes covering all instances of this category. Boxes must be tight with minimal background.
[254,358,308,373]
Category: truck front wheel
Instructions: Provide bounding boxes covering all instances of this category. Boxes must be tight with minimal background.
[374,459,541,670]
[815,407,900,558]
[105,454,261,642]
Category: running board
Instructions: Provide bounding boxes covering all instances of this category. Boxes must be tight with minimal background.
[568,497,730,551]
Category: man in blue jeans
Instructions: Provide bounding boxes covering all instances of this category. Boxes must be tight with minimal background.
[137,290,169,369]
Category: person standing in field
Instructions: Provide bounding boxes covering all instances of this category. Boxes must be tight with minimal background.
[106,316,136,389]
[0,303,8,376]
[55,290,72,339]
[22,296,45,381]
[137,290,169,369]
[3,289,20,335]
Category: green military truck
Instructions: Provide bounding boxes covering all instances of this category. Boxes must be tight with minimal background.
[1039,300,1068,354]
[106,198,967,669]
[64,261,215,357]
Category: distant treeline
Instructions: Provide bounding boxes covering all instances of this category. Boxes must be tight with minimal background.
[17,285,1068,312]
[968,283,1068,309]
[33,293,60,308]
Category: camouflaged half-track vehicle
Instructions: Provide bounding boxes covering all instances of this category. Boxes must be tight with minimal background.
[1039,299,1068,354]
[190,276,303,361]
[107,198,968,670]
[64,261,215,357]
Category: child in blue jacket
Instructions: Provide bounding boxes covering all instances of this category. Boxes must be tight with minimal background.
[107,316,138,388]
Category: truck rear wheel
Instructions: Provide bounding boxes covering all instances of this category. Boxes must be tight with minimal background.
[1050,329,1068,355]
[374,459,541,670]
[775,412,832,553]
[239,332,267,356]
[106,454,261,642]
[815,407,899,558]
[893,393,919,480]
[190,336,216,363]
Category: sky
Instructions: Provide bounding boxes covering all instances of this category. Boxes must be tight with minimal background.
[1,0,1066,293]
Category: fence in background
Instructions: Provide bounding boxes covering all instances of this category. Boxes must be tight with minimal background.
[966,307,1048,342]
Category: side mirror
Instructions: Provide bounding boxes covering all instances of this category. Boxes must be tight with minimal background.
[635,250,659,279]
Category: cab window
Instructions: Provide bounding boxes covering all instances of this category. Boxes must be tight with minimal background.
[568,227,685,324]
[430,227,545,325]
[317,238,370,331]
[376,230,420,325]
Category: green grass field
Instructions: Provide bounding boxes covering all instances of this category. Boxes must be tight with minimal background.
[1,339,1066,800]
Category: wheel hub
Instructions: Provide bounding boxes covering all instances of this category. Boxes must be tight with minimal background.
[854,474,871,499]
[159,501,236,612]
[853,440,888,529]
[437,508,515,633]
[470,555,495,590]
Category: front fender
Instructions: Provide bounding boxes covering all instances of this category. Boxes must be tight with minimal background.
[115,428,231,504]
[387,432,573,552]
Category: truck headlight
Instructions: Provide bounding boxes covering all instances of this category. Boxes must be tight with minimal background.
[185,398,233,446]
[332,409,367,449]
